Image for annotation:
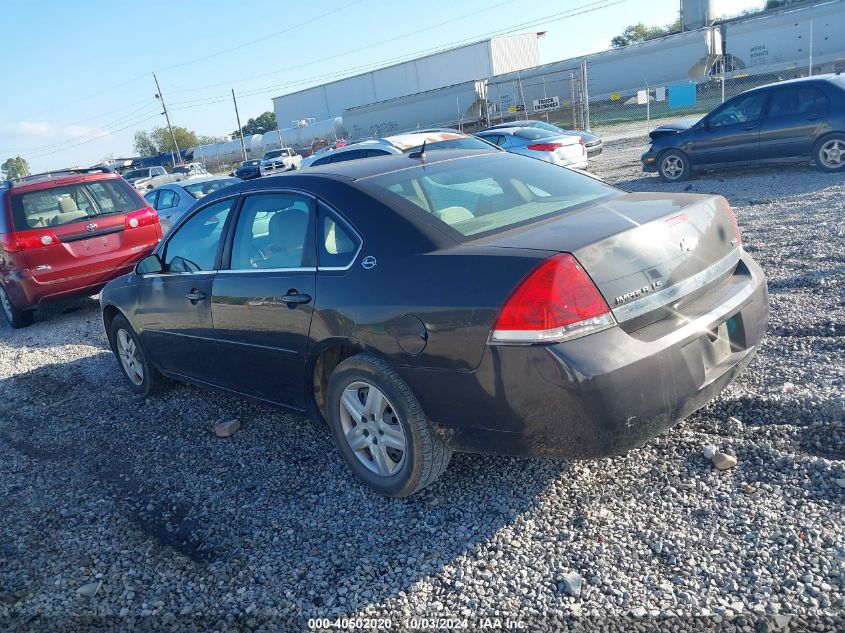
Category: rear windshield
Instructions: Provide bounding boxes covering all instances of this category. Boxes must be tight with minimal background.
[514,128,555,140]
[11,179,142,230]
[182,178,239,199]
[361,153,618,238]
[402,137,494,154]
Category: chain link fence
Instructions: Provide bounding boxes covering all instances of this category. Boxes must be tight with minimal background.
[485,61,591,132]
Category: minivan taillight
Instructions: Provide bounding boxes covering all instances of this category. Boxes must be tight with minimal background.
[490,253,616,344]
[126,207,158,229]
[14,230,61,251]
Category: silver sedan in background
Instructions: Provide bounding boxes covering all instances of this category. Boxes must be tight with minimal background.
[474,126,589,169]
[144,176,240,232]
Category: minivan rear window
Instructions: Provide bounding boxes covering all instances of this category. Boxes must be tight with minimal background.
[11,179,142,230]
[362,153,619,238]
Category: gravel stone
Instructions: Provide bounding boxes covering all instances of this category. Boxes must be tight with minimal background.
[712,452,739,470]
[1,124,844,629]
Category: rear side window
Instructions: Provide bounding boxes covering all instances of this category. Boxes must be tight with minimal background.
[767,86,830,118]
[11,179,142,230]
[318,203,361,268]
[363,152,618,238]
[157,190,179,209]
[230,193,313,270]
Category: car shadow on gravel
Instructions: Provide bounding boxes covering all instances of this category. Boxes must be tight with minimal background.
[0,352,567,617]
[0,296,102,346]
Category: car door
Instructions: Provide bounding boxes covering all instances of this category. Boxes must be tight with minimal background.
[691,91,768,166]
[211,191,317,407]
[136,197,236,382]
[759,85,831,159]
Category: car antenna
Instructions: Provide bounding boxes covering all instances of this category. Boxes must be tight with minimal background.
[409,140,427,160]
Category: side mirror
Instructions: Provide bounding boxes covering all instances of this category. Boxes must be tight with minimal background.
[136,253,164,275]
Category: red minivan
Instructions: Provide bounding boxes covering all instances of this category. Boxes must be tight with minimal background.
[0,169,161,328]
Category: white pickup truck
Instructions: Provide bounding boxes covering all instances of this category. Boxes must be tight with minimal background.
[259,148,302,176]
[122,162,208,191]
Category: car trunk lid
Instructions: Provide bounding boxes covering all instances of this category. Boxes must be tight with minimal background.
[480,192,741,327]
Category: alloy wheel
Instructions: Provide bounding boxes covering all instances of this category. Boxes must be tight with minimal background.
[116,328,144,386]
[661,155,685,180]
[339,381,407,476]
[0,286,13,322]
[820,139,845,168]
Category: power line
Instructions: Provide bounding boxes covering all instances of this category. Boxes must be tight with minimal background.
[166,0,626,106]
[153,0,366,75]
[25,113,161,160]
[20,0,629,161]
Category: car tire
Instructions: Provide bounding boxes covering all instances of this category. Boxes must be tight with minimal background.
[813,133,845,173]
[326,353,452,497]
[0,284,33,329]
[110,314,167,396]
[657,149,691,182]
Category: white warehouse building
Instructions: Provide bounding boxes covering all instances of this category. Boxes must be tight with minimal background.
[271,34,541,126]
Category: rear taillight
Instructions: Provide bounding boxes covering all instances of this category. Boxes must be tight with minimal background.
[490,253,616,344]
[527,143,563,152]
[13,230,61,251]
[126,207,159,229]
[725,202,742,246]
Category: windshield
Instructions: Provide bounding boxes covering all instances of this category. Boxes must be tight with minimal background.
[241,160,260,167]
[362,153,618,238]
[182,178,239,199]
[123,169,149,179]
[171,166,188,174]
[264,150,284,159]
[11,179,143,229]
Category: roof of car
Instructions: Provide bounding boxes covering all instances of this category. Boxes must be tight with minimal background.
[749,73,844,92]
[274,148,500,181]
[9,170,121,194]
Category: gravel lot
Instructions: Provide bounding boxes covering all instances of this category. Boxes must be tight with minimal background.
[1,130,844,631]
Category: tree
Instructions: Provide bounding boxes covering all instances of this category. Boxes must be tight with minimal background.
[1,156,30,180]
[611,17,682,48]
[133,126,203,156]
[232,111,278,138]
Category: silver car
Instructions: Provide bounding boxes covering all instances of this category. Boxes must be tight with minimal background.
[144,176,240,232]
[474,127,589,169]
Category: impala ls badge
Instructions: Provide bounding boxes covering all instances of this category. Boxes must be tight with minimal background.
[85,223,98,232]
[361,256,377,270]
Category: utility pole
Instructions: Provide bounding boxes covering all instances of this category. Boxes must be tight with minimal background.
[153,73,182,164]
[232,89,248,162]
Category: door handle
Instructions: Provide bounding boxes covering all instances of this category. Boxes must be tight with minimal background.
[743,124,757,131]
[186,290,206,303]
[807,114,821,121]
[281,292,312,306]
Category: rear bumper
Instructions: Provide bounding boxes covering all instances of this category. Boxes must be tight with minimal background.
[5,254,153,310]
[400,251,768,459]
[586,142,603,158]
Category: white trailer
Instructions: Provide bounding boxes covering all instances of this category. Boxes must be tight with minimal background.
[341,81,486,140]
[722,0,845,76]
